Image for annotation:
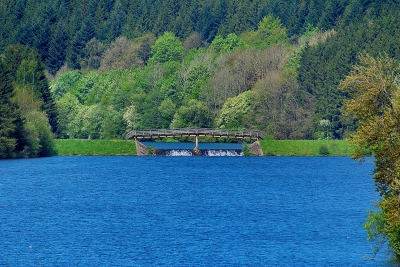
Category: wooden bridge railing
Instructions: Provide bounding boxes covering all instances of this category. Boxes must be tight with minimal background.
[125,128,265,140]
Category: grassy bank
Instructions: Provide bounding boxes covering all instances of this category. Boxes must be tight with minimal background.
[55,139,137,156]
[54,139,353,157]
[259,140,354,156]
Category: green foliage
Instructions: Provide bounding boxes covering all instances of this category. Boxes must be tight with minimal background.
[242,145,250,156]
[286,46,306,76]
[101,106,126,139]
[49,34,314,140]
[2,0,398,78]
[216,91,252,129]
[363,210,386,259]
[211,33,246,53]
[0,61,19,158]
[50,71,82,101]
[158,99,176,128]
[318,144,330,155]
[340,53,400,258]
[56,93,81,138]
[298,5,400,139]
[23,111,55,157]
[123,104,141,131]
[3,44,58,133]
[0,45,56,158]
[241,15,288,49]
[182,64,210,100]
[150,32,183,63]
[170,99,212,128]
[147,146,154,156]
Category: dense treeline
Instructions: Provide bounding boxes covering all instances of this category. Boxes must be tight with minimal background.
[299,4,400,139]
[0,0,384,76]
[51,19,315,140]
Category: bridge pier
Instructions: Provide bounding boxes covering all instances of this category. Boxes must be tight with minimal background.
[248,140,263,156]
[195,135,199,150]
[135,138,149,156]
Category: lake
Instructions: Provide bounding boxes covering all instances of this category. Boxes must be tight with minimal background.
[0,156,398,266]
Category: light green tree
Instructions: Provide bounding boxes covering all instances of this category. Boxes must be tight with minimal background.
[241,15,288,49]
[50,70,82,101]
[211,33,247,53]
[101,105,124,139]
[68,104,104,139]
[23,110,55,157]
[56,93,81,138]
[123,104,141,131]
[216,91,252,129]
[339,53,400,259]
[150,32,184,63]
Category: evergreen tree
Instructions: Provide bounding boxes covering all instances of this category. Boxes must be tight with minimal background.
[3,44,58,133]
[0,61,20,158]
[46,21,69,75]
[106,0,126,42]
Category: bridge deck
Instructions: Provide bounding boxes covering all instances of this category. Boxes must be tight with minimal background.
[125,128,265,140]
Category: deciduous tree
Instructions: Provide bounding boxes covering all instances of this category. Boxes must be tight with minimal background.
[150,32,183,63]
[339,53,400,258]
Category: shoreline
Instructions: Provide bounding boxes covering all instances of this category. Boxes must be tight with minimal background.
[55,139,354,157]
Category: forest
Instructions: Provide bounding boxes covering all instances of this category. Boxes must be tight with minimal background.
[1,0,400,158]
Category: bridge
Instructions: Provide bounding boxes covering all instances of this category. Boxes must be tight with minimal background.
[126,128,264,141]
[125,128,265,154]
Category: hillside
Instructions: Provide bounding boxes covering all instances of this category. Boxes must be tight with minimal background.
[2,0,400,157]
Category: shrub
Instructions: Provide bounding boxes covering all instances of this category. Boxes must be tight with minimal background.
[319,144,330,155]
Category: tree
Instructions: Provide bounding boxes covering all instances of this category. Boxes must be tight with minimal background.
[99,36,142,71]
[170,99,212,128]
[3,44,58,133]
[211,33,246,53]
[216,91,252,129]
[158,99,176,128]
[150,32,184,63]
[241,15,288,49]
[136,33,156,65]
[182,64,210,100]
[50,70,82,101]
[0,61,20,158]
[46,21,69,75]
[123,104,141,131]
[56,92,81,138]
[183,32,206,53]
[22,110,55,157]
[339,53,400,258]
[80,38,105,71]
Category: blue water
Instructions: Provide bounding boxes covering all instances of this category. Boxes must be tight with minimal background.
[0,156,397,266]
